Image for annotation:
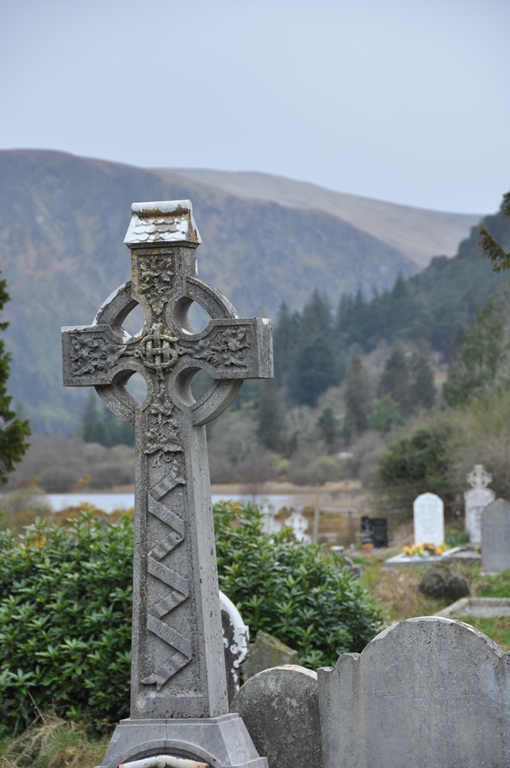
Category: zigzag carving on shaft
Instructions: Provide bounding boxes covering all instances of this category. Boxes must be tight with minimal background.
[142,472,190,690]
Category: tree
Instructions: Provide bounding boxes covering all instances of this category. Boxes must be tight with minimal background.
[378,344,412,414]
[343,355,372,441]
[0,273,30,484]
[409,344,436,411]
[374,423,457,516]
[257,380,286,453]
[443,299,509,407]
[479,192,510,272]
[287,291,342,406]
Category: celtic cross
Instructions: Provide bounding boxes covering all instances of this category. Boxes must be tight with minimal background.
[62,201,271,768]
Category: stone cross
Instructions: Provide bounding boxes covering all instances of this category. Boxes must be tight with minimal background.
[62,201,271,768]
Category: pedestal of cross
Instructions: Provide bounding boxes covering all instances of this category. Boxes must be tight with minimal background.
[62,201,271,768]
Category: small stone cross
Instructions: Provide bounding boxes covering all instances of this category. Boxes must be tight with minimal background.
[62,201,271,768]
[467,464,492,490]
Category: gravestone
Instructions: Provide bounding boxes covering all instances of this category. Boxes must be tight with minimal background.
[260,500,281,535]
[242,631,299,680]
[231,665,323,768]
[62,201,271,768]
[286,510,310,541]
[465,464,495,545]
[360,517,388,548]
[318,616,510,768]
[482,498,510,573]
[220,592,249,705]
[413,492,444,546]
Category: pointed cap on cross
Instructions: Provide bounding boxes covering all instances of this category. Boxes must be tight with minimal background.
[124,200,202,247]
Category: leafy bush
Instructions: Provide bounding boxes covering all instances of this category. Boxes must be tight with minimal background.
[0,514,133,735]
[0,503,381,736]
[214,502,382,668]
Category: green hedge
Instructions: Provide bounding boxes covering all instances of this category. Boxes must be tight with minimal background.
[0,505,381,735]
[0,514,133,735]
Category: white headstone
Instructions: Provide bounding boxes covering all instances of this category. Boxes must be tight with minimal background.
[465,464,495,545]
[286,510,310,542]
[260,500,281,535]
[482,499,510,574]
[413,492,444,547]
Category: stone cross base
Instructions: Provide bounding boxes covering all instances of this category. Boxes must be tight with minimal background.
[96,714,268,768]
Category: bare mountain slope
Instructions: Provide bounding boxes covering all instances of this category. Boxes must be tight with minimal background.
[163,168,481,269]
[0,150,481,433]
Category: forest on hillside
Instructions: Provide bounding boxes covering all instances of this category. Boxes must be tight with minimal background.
[5,194,510,521]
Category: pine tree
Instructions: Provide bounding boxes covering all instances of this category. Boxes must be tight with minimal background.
[273,302,301,386]
[479,192,510,272]
[409,344,436,411]
[443,299,509,407]
[81,392,106,444]
[257,380,286,453]
[0,273,30,484]
[287,291,342,406]
[343,355,372,441]
[378,344,412,415]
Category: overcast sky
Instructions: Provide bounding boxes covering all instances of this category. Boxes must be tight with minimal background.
[1,0,509,214]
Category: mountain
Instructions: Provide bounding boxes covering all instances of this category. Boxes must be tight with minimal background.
[162,168,481,269]
[0,149,481,433]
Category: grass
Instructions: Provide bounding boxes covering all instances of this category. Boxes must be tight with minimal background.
[358,550,510,649]
[0,715,108,768]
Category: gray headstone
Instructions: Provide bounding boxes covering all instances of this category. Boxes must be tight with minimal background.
[318,616,510,768]
[413,492,444,546]
[63,201,271,768]
[465,464,495,544]
[242,631,299,680]
[482,498,510,573]
[231,665,323,768]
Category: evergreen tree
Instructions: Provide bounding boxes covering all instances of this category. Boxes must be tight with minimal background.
[317,406,338,452]
[273,302,301,386]
[378,344,412,415]
[343,355,372,441]
[81,392,106,445]
[443,299,509,407]
[287,291,342,406]
[0,272,30,484]
[409,344,436,411]
[257,380,286,453]
[479,192,510,272]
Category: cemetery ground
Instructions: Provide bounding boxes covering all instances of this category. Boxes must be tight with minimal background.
[0,507,509,768]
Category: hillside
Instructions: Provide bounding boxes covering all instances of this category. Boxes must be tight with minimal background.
[0,150,480,433]
[163,168,481,268]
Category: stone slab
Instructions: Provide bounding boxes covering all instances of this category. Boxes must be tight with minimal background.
[482,498,510,573]
[318,616,510,768]
[231,665,323,768]
[437,597,510,618]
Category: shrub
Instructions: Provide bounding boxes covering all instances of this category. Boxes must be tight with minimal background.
[214,502,382,668]
[0,514,133,735]
[0,504,381,736]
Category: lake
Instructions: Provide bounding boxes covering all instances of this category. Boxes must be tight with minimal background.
[46,492,302,514]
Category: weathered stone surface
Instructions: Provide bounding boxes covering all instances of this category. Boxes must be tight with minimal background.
[231,665,323,768]
[419,566,470,600]
[413,492,444,546]
[64,200,271,768]
[318,616,510,768]
[465,464,495,544]
[482,498,510,573]
[242,631,299,680]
